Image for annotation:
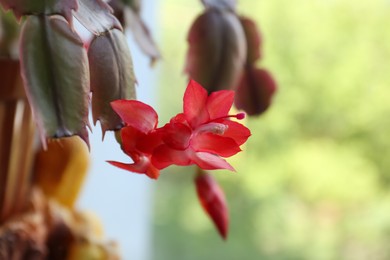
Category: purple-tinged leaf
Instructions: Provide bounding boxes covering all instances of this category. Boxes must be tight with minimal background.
[0,0,77,24]
[235,67,277,116]
[201,0,237,11]
[239,16,262,64]
[108,0,126,25]
[73,0,122,35]
[185,9,246,93]
[122,0,142,13]
[88,28,136,135]
[109,0,160,65]
[19,15,90,147]
[123,7,160,64]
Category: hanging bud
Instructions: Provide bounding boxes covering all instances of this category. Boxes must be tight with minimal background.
[195,169,229,239]
[185,8,246,92]
[235,67,277,116]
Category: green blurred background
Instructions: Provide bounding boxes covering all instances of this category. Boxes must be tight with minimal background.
[152,0,390,259]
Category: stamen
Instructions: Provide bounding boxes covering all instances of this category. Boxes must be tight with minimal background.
[236,113,246,120]
[212,112,246,121]
[195,123,228,135]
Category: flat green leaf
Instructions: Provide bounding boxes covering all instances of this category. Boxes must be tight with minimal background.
[0,0,77,23]
[19,15,90,147]
[88,28,136,135]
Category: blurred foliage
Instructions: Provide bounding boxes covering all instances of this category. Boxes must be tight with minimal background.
[153,0,390,259]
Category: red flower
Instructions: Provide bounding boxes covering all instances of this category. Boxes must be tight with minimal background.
[152,80,250,171]
[195,170,229,239]
[107,100,161,179]
[108,80,251,179]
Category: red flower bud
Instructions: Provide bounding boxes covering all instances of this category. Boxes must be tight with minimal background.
[195,170,229,239]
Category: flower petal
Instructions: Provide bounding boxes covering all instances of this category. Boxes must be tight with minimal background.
[152,145,193,169]
[206,90,234,120]
[107,160,159,179]
[162,122,192,150]
[183,80,209,127]
[111,99,158,133]
[169,113,188,125]
[136,130,163,154]
[145,164,160,179]
[121,126,142,154]
[192,152,235,171]
[191,133,241,157]
[221,120,251,146]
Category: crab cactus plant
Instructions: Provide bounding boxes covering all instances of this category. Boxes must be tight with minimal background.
[0,0,277,254]
[185,2,277,116]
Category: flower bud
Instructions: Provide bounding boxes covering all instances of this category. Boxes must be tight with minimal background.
[195,170,229,239]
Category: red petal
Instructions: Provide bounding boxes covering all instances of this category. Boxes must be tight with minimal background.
[162,122,192,150]
[121,126,142,154]
[183,80,210,127]
[107,160,159,179]
[206,90,235,120]
[192,152,235,171]
[191,133,241,157]
[111,99,158,132]
[220,120,251,146]
[169,113,188,125]
[145,164,160,179]
[152,145,193,169]
[195,171,229,239]
[136,130,163,154]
